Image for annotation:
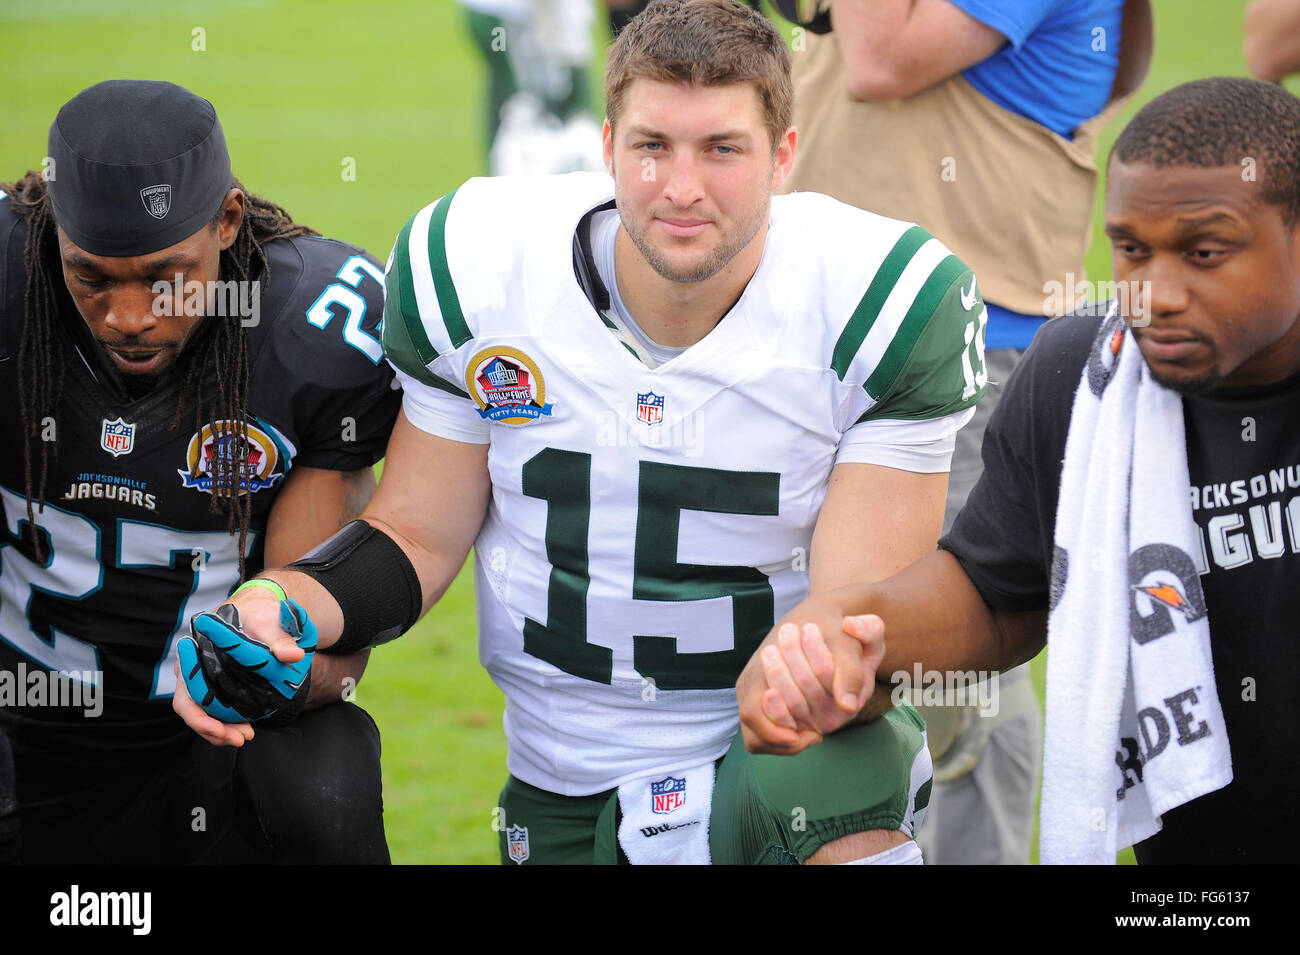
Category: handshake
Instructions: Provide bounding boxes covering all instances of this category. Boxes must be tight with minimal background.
[737,592,891,755]
[178,593,317,727]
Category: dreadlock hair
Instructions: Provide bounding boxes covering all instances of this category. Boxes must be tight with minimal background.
[3,171,318,578]
[1110,77,1300,228]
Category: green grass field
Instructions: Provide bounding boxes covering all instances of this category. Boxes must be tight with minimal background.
[0,0,1288,864]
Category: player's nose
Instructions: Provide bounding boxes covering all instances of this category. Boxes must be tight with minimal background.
[1141,253,1191,319]
[661,152,705,208]
[103,287,160,337]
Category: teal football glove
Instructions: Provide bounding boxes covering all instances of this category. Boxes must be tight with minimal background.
[178,599,316,724]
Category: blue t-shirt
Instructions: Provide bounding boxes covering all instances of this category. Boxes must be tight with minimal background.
[948,0,1124,346]
[950,0,1123,139]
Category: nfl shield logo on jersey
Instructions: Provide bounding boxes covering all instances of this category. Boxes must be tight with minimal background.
[636,391,665,426]
[650,776,686,814]
[100,418,135,457]
[506,825,530,864]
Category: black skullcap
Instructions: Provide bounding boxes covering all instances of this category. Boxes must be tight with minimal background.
[47,79,232,256]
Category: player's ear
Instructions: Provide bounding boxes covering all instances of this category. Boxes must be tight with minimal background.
[603,118,615,177]
[215,188,245,251]
[770,126,797,192]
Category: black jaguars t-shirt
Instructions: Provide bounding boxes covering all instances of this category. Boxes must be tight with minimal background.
[941,311,1300,864]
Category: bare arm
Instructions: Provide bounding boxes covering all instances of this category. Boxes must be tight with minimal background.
[176,411,491,745]
[829,0,1006,102]
[256,410,491,644]
[262,464,379,568]
[736,461,947,752]
[844,549,1046,679]
[737,463,1047,753]
[809,461,947,592]
[1244,0,1300,82]
[260,464,380,708]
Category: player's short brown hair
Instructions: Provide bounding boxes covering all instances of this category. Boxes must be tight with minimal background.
[605,0,793,154]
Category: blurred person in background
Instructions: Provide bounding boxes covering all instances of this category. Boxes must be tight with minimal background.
[1244,0,1300,83]
[461,0,606,175]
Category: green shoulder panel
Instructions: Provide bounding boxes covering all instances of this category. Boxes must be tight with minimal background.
[381,206,470,398]
[831,224,932,381]
[858,261,989,422]
[426,187,472,350]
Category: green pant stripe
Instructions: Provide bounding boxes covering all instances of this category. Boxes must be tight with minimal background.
[427,189,473,350]
[863,254,967,401]
[831,224,931,381]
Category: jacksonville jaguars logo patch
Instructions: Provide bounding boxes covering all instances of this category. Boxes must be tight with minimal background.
[178,420,286,496]
[465,347,554,424]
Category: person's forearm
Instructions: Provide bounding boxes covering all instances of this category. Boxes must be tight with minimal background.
[256,512,462,652]
[259,567,347,648]
[306,649,370,708]
[836,549,1043,679]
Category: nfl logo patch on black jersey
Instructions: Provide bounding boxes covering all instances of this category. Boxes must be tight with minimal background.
[100,417,135,457]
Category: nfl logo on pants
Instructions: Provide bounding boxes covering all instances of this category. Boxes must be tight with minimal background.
[506,825,530,864]
[650,776,686,815]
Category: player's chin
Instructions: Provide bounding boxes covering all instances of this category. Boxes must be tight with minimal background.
[1142,356,1223,396]
[650,248,726,284]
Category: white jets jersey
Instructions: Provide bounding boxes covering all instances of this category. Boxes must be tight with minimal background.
[384,172,986,794]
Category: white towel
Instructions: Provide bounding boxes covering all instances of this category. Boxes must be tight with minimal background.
[1041,307,1233,864]
[617,762,715,865]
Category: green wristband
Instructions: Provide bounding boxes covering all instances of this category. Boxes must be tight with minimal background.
[233,578,287,603]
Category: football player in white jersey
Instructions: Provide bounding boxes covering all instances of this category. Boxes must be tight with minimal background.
[176,0,989,865]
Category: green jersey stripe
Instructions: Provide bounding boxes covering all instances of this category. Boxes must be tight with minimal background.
[390,214,439,366]
[380,267,470,396]
[413,368,472,399]
[862,255,967,401]
[831,225,931,381]
[427,189,472,350]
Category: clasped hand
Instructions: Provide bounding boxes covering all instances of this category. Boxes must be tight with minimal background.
[737,593,888,755]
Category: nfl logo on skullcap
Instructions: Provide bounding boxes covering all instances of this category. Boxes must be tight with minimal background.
[506,824,530,864]
[637,391,665,426]
[101,417,135,457]
[140,184,172,219]
[650,775,686,815]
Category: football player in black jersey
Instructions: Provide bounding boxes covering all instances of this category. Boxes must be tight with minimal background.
[0,80,401,863]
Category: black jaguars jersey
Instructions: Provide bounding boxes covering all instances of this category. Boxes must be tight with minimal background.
[0,192,401,772]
